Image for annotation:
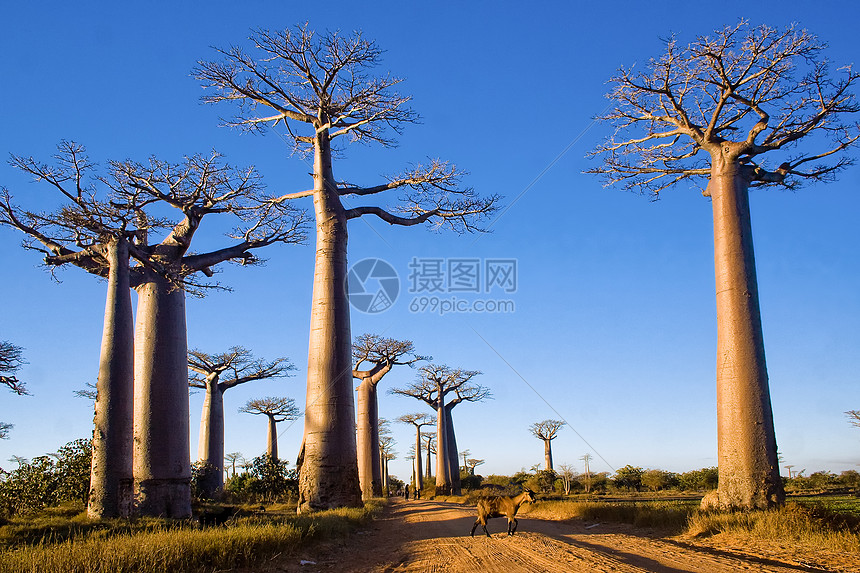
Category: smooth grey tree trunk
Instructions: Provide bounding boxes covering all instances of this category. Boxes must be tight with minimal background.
[297,132,361,512]
[356,379,382,499]
[133,274,192,518]
[266,414,279,461]
[87,240,134,519]
[544,440,554,471]
[197,382,225,497]
[709,162,783,509]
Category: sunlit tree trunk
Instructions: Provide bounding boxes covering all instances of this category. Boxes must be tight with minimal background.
[133,274,191,518]
[197,381,225,496]
[266,414,279,461]
[356,378,382,499]
[88,240,134,519]
[298,132,361,512]
[434,401,453,495]
[414,429,423,492]
[709,160,783,509]
[544,440,554,471]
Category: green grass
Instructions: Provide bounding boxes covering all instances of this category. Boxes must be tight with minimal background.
[0,500,383,573]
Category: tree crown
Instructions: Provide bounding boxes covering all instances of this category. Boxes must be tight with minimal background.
[590,22,860,195]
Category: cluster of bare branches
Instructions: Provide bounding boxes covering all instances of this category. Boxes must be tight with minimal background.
[188,346,294,390]
[589,22,860,195]
[1,142,308,296]
[197,25,499,232]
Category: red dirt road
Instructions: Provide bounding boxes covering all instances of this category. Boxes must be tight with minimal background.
[252,499,858,573]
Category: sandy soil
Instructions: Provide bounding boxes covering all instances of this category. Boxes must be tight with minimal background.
[247,499,859,573]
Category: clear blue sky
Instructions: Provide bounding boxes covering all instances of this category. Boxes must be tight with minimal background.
[1,1,858,482]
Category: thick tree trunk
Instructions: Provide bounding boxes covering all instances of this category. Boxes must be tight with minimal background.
[87,240,134,519]
[133,275,192,517]
[544,440,554,471]
[297,133,361,512]
[266,414,279,461]
[434,402,453,495]
[709,163,783,510]
[197,382,225,498]
[414,428,423,492]
[356,378,382,499]
[445,406,461,495]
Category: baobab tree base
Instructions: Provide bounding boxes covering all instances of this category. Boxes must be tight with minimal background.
[134,479,192,518]
[297,467,362,513]
[715,476,783,510]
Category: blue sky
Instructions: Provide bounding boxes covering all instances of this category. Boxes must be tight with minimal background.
[1,1,858,482]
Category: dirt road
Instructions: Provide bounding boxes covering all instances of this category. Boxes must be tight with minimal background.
[264,499,857,573]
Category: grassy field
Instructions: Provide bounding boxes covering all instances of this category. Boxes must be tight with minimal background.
[0,500,383,573]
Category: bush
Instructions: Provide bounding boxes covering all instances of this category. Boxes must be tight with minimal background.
[221,455,297,503]
[0,438,91,517]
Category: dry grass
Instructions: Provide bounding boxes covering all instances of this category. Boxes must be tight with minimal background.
[0,501,383,573]
[686,501,860,553]
[521,499,694,532]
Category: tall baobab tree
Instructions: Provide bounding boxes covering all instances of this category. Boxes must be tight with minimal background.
[589,23,859,509]
[239,396,300,461]
[196,26,499,512]
[529,419,565,471]
[397,412,434,495]
[2,143,307,517]
[188,347,294,497]
[422,431,435,480]
[0,142,157,518]
[392,364,490,495]
[353,334,426,499]
[0,341,28,439]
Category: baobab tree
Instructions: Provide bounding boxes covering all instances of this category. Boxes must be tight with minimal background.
[1,341,27,439]
[422,431,435,480]
[239,396,300,461]
[529,419,565,471]
[0,142,156,518]
[397,412,434,495]
[1,144,306,517]
[378,421,397,496]
[392,364,490,495]
[460,450,471,473]
[580,454,593,494]
[196,26,499,511]
[353,334,426,499]
[589,23,859,509]
[224,452,245,479]
[466,458,485,475]
[189,347,294,497]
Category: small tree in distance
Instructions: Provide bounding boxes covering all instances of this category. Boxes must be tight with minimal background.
[189,347,294,497]
[529,420,565,471]
[239,397,300,462]
[589,22,859,510]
